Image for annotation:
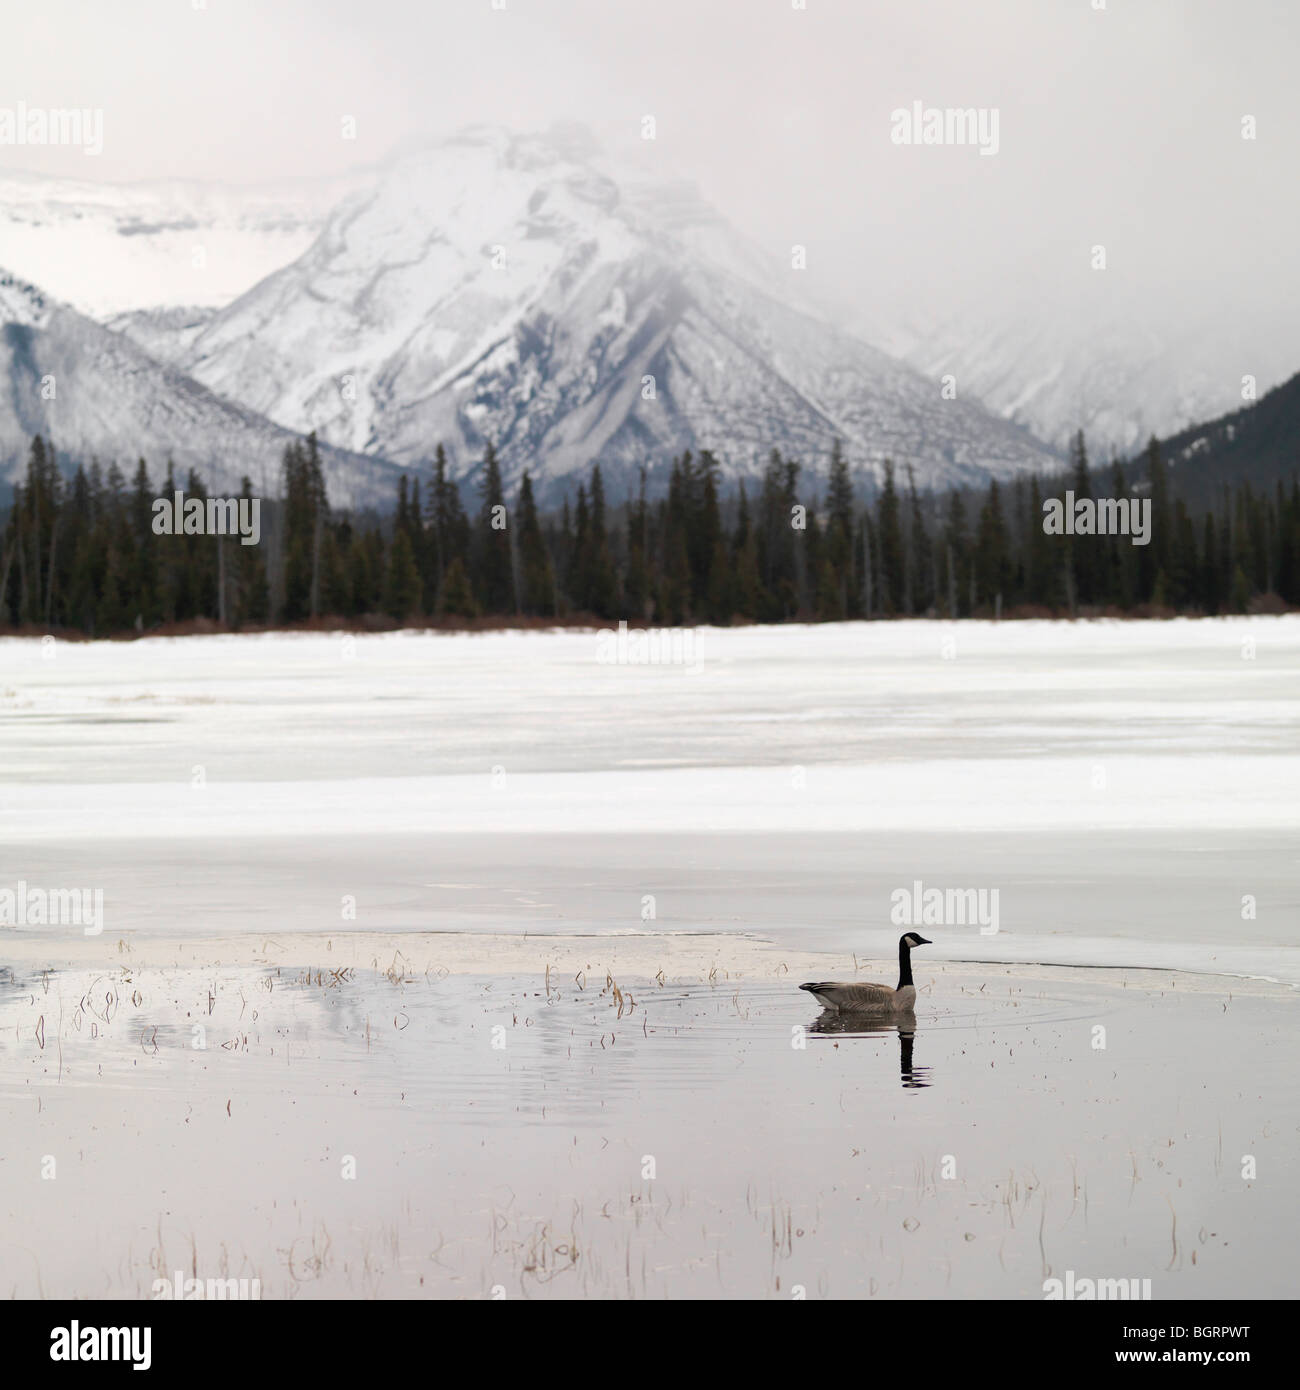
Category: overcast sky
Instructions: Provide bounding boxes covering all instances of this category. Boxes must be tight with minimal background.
[4,0,1298,331]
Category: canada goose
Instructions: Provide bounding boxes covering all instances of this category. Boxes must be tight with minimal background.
[799,932,931,1013]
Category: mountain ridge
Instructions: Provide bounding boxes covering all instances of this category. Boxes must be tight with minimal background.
[108,126,1061,502]
[0,268,405,507]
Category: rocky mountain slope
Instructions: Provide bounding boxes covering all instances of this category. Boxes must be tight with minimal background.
[109,127,1059,500]
[0,269,402,506]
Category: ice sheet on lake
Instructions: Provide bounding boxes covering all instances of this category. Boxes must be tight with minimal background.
[2,618,1297,982]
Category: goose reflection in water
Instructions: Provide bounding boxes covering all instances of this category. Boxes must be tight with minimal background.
[809,1010,932,1089]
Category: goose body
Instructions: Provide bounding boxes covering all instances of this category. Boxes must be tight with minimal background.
[800,932,931,1013]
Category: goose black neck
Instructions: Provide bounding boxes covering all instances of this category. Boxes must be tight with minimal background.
[897,941,914,990]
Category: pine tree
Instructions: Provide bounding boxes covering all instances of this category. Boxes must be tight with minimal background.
[876,460,904,615]
[585,465,618,617]
[1025,476,1053,607]
[624,468,651,620]
[384,527,421,620]
[974,478,1010,612]
[235,476,269,623]
[429,444,470,599]
[756,449,795,616]
[1201,512,1220,614]
[859,512,877,618]
[438,555,478,618]
[565,483,590,611]
[517,471,554,615]
[1142,437,1171,601]
[825,439,856,615]
[319,520,351,619]
[473,441,512,613]
[905,464,932,614]
[1067,430,1095,605]
[129,459,158,626]
[281,439,327,622]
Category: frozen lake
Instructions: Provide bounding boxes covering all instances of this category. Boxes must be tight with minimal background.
[2,618,1298,983]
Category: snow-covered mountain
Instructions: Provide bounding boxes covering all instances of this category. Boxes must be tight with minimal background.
[9,131,1295,488]
[110,126,1058,499]
[0,269,402,505]
[874,302,1300,457]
